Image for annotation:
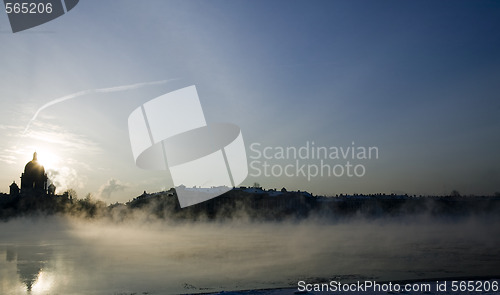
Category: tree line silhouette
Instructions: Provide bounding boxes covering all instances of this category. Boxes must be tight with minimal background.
[1,187,500,221]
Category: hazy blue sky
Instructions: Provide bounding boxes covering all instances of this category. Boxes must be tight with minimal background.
[1,0,499,201]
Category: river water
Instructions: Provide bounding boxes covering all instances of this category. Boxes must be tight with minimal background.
[1,215,499,294]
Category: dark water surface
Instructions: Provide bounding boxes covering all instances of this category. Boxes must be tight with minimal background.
[1,215,499,294]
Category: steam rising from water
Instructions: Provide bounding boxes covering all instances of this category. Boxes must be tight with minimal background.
[1,215,499,294]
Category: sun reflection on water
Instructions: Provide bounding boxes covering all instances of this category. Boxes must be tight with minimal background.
[30,271,55,294]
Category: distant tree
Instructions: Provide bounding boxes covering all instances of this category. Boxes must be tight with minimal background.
[451,190,461,197]
[84,193,93,202]
[65,189,77,200]
[281,187,287,193]
[253,182,260,188]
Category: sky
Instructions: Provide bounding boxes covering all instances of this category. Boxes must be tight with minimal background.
[0,0,499,202]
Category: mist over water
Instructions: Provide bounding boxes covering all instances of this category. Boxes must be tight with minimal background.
[1,214,499,295]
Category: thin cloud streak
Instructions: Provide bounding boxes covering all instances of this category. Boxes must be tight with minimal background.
[23,79,178,134]
[22,120,102,152]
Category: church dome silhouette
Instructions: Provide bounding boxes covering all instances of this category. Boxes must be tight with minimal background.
[24,152,45,176]
[20,152,48,195]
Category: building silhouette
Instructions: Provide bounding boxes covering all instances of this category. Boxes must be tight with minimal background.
[9,181,20,196]
[47,183,56,196]
[6,152,57,196]
[21,152,48,195]
[5,152,57,197]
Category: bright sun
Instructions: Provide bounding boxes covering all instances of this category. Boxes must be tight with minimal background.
[34,148,60,170]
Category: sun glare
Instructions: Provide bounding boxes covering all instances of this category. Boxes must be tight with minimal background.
[34,148,60,170]
[30,271,55,294]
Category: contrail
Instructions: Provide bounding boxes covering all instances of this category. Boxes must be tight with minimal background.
[23,79,177,134]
